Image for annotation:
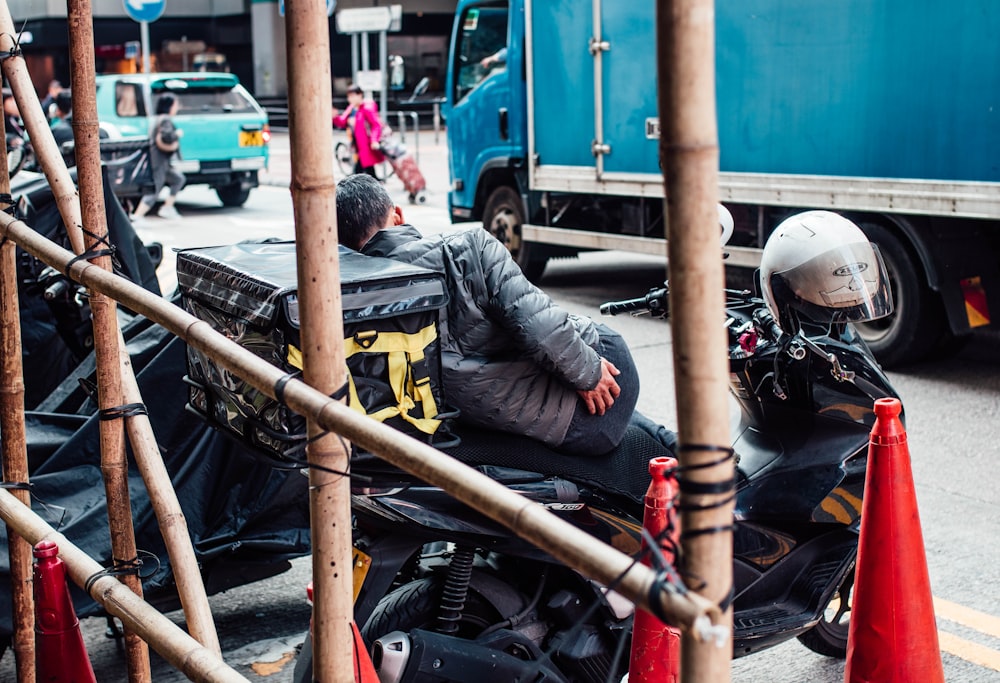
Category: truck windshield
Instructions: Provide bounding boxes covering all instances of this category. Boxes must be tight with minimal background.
[453,3,509,105]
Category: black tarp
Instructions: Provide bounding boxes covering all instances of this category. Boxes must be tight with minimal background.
[0,174,311,640]
[0,320,312,639]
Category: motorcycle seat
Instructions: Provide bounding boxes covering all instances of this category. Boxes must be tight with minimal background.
[351,420,675,504]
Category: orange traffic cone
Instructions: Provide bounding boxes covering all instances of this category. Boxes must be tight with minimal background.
[33,540,97,683]
[627,456,681,683]
[844,397,944,683]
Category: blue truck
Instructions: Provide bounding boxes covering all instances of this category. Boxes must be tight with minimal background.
[443,0,1000,367]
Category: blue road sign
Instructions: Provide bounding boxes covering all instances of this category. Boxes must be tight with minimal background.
[123,0,165,23]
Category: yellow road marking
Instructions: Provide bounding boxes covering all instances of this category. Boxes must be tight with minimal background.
[938,632,1000,672]
[935,598,1000,640]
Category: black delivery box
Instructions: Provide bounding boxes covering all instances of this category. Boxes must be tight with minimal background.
[177,241,451,461]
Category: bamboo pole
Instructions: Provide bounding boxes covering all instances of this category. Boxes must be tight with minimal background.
[657,0,735,679]
[0,0,222,658]
[0,488,249,683]
[64,3,150,679]
[284,1,354,679]
[0,114,35,681]
[0,212,728,637]
[0,7,85,255]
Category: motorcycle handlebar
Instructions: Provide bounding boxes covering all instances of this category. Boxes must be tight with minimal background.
[600,287,668,317]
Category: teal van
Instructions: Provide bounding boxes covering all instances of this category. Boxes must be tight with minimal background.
[95,72,269,207]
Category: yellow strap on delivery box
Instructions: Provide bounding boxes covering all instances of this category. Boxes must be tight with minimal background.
[286,323,440,434]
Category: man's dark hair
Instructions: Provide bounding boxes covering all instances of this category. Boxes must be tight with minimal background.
[54,90,73,116]
[155,93,177,115]
[336,174,394,250]
[346,84,363,96]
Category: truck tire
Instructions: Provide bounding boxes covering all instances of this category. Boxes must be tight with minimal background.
[483,186,547,282]
[216,184,251,207]
[854,221,944,367]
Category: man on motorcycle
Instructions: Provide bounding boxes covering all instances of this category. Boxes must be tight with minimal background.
[335,173,642,456]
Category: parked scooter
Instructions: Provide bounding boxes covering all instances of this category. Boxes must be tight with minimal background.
[291,211,898,681]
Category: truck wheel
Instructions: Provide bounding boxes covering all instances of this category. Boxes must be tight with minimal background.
[216,184,251,207]
[483,186,547,282]
[854,222,944,367]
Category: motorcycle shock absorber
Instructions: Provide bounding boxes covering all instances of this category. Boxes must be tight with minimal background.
[436,545,476,635]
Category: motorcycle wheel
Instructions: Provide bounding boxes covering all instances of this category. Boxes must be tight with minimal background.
[361,576,502,643]
[291,577,506,683]
[796,562,854,658]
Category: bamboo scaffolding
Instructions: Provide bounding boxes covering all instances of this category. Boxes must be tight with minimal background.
[0,211,727,637]
[283,0,355,679]
[657,0,735,679]
[64,3,150,678]
[0,487,249,683]
[0,0,221,659]
[0,114,35,681]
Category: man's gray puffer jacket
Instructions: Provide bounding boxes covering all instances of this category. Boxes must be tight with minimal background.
[361,225,602,447]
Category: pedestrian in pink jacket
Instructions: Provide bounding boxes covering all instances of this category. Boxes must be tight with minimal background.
[332,84,386,177]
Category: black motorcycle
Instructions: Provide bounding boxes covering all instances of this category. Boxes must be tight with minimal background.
[292,281,899,682]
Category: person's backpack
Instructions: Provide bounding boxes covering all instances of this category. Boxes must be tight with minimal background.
[177,241,455,462]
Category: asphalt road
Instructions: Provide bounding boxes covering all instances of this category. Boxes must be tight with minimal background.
[3,130,999,681]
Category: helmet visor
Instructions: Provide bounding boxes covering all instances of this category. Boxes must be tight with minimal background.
[767,242,894,325]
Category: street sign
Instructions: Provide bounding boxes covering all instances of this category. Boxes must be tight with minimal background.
[336,6,392,33]
[123,0,165,23]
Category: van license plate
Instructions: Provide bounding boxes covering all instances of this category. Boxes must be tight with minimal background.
[239,130,264,146]
[352,547,372,602]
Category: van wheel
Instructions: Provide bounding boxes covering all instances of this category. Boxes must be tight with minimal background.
[216,184,251,207]
[853,222,944,367]
[483,186,547,282]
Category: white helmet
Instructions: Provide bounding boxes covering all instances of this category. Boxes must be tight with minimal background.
[760,211,893,332]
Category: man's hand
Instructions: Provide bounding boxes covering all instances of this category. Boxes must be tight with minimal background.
[577,358,621,416]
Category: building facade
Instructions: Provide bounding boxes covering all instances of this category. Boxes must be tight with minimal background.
[9,0,457,99]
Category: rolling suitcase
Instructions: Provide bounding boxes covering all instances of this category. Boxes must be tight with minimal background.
[388,152,427,204]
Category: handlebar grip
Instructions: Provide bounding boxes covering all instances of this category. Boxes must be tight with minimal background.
[752,309,784,343]
[600,297,651,316]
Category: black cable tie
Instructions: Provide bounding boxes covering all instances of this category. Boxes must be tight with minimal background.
[273,371,300,405]
[676,447,735,473]
[645,568,687,626]
[77,376,99,402]
[0,192,16,219]
[67,247,115,271]
[330,380,349,401]
[83,550,160,595]
[99,402,148,420]
[677,476,736,496]
[676,491,737,512]
[0,481,32,491]
[81,228,124,273]
[0,28,24,60]
[677,443,735,455]
[718,583,736,614]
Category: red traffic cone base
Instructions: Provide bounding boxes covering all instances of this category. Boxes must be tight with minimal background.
[844,398,944,683]
[33,540,97,683]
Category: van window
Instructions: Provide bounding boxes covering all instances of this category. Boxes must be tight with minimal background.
[115,83,145,117]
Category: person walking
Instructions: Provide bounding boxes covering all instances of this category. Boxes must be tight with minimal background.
[331,84,386,178]
[131,94,185,222]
